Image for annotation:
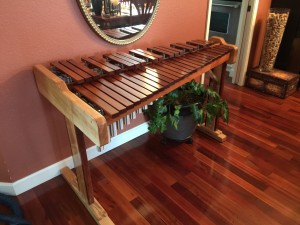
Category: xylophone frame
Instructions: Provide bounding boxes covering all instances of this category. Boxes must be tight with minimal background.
[33,36,237,225]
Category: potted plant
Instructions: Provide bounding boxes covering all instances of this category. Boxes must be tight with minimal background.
[143,80,229,143]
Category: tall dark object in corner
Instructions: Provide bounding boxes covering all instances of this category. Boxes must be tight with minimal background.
[271,0,300,74]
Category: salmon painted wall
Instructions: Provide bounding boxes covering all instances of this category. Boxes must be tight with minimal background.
[0,153,10,182]
[0,0,209,182]
[248,0,272,68]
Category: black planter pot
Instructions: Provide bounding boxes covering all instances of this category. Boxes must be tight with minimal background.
[162,105,198,142]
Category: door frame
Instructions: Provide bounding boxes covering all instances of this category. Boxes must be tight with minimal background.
[205,0,259,86]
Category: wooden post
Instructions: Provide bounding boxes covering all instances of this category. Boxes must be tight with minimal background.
[197,63,227,142]
[196,36,238,142]
[61,118,115,225]
[65,118,94,204]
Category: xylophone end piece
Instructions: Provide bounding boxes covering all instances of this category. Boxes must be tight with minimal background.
[209,36,238,64]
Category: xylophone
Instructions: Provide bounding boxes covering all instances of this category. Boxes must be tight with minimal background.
[33,36,237,225]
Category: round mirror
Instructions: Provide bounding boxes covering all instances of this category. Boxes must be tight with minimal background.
[77,0,160,45]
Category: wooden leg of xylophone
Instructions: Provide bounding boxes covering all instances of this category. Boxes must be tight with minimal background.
[197,63,227,142]
[61,118,114,225]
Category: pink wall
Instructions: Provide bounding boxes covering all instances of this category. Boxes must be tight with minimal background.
[0,154,10,182]
[0,0,208,182]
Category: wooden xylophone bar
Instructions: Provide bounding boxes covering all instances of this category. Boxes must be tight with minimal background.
[33,37,237,225]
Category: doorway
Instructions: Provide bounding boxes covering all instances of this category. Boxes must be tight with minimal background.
[206,0,259,86]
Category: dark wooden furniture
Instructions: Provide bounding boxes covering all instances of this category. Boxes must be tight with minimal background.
[92,14,150,30]
[103,0,121,16]
[33,37,237,225]
[246,68,299,98]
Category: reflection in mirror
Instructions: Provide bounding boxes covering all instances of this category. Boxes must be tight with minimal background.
[77,0,160,45]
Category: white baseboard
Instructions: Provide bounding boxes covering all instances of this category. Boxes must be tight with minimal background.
[0,182,14,196]
[86,122,149,160]
[0,123,148,196]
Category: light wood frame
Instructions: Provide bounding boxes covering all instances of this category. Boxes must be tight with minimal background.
[33,37,237,224]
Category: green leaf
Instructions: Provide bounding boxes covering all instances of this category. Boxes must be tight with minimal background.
[222,101,229,123]
[198,108,205,125]
[169,105,181,129]
[206,112,212,124]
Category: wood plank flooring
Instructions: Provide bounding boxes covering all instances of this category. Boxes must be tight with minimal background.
[16,82,300,225]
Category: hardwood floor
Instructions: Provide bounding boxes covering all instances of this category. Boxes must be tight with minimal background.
[16,83,300,225]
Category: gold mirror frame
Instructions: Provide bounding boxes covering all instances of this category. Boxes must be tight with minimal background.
[76,0,160,45]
